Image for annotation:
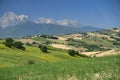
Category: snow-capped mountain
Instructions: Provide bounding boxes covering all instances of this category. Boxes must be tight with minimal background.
[0,12,28,28]
[0,12,102,38]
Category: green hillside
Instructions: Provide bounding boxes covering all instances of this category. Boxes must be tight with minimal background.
[0,43,80,68]
[0,28,120,80]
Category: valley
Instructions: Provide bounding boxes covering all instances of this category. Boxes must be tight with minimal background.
[0,28,120,80]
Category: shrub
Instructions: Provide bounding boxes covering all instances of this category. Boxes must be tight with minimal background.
[38,45,47,53]
[4,38,14,48]
[40,35,47,38]
[13,41,25,50]
[68,49,78,56]
[48,36,58,39]
[28,60,34,64]
[26,42,31,46]
[32,41,36,44]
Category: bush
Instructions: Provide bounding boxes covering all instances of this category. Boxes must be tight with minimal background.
[28,60,34,64]
[38,45,47,53]
[26,42,31,46]
[40,35,47,38]
[4,38,14,48]
[13,41,25,50]
[32,41,36,44]
[48,36,58,39]
[68,49,78,56]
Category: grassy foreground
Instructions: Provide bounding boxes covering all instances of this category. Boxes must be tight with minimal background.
[0,55,120,80]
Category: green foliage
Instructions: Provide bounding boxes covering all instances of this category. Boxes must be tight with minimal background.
[68,49,78,56]
[45,41,51,45]
[48,36,58,39]
[28,60,34,64]
[13,41,25,50]
[0,55,120,80]
[111,37,120,47]
[4,38,25,50]
[32,41,36,44]
[113,41,120,46]
[40,34,58,39]
[25,42,31,46]
[40,34,47,38]
[38,45,48,53]
[4,38,14,48]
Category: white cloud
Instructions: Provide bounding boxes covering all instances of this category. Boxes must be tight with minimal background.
[18,15,28,22]
[35,17,80,27]
[35,17,55,24]
[57,19,80,26]
[0,12,28,28]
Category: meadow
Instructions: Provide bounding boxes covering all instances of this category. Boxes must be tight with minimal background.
[0,28,120,80]
[0,43,78,68]
[0,55,120,80]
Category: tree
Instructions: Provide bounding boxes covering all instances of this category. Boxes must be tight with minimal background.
[68,49,78,56]
[40,34,47,38]
[38,45,47,53]
[26,42,31,46]
[32,41,36,44]
[13,41,25,50]
[4,38,14,48]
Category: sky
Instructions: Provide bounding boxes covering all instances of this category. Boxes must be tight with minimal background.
[0,0,120,28]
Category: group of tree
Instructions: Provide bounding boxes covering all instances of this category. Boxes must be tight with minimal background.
[68,49,79,56]
[38,44,48,53]
[25,41,37,46]
[68,49,89,57]
[4,38,25,50]
[40,34,58,39]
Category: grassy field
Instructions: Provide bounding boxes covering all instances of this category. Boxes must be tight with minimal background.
[0,28,120,80]
[0,43,80,68]
[0,55,120,80]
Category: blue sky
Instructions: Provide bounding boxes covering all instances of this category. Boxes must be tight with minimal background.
[0,0,120,28]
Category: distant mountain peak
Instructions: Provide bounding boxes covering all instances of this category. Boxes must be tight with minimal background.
[0,12,28,28]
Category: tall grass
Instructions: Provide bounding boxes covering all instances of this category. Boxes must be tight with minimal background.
[0,55,120,80]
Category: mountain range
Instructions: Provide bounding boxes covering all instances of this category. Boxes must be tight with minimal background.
[0,12,102,38]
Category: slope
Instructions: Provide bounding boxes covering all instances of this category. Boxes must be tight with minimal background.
[0,43,80,68]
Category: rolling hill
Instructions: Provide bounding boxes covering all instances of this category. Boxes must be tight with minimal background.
[0,28,120,80]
